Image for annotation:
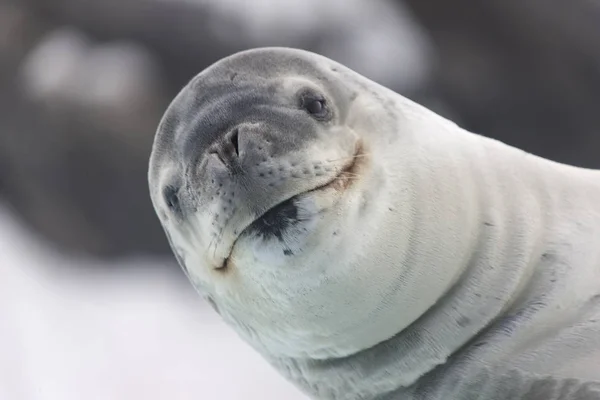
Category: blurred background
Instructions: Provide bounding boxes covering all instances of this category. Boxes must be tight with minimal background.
[1,0,599,398]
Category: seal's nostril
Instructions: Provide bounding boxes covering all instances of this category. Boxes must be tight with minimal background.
[230,128,239,156]
[208,127,242,170]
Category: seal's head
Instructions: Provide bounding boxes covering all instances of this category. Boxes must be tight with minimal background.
[148,47,443,360]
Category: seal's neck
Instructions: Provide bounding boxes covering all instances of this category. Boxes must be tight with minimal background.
[265,99,600,399]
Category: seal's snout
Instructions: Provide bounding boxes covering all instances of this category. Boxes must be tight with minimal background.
[208,126,241,171]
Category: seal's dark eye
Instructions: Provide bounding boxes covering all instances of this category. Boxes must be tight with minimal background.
[305,98,325,115]
[300,92,329,120]
[163,185,180,213]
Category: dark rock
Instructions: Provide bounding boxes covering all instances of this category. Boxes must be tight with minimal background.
[402,0,600,169]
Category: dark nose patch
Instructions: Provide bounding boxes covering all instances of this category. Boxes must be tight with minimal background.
[208,127,241,171]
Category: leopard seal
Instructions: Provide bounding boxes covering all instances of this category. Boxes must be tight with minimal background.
[148,47,600,399]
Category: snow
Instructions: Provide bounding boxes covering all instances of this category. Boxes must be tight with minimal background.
[0,206,307,400]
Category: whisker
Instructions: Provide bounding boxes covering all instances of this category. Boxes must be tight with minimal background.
[209,236,217,258]
[324,153,370,163]
[209,229,223,259]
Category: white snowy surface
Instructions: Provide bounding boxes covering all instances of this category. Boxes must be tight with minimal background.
[0,207,307,400]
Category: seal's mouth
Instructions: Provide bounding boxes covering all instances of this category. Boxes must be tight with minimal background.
[216,143,364,270]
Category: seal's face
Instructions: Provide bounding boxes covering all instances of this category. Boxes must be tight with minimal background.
[149,48,384,358]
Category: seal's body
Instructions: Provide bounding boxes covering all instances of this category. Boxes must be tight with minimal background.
[148,48,600,399]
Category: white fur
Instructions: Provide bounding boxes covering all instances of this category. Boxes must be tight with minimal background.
[150,48,600,399]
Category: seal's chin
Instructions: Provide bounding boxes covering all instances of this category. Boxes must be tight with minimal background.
[217,149,361,270]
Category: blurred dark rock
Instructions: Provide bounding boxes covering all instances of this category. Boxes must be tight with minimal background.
[6,0,600,261]
[1,0,434,260]
[402,0,600,169]
[21,0,434,93]
[4,28,170,257]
